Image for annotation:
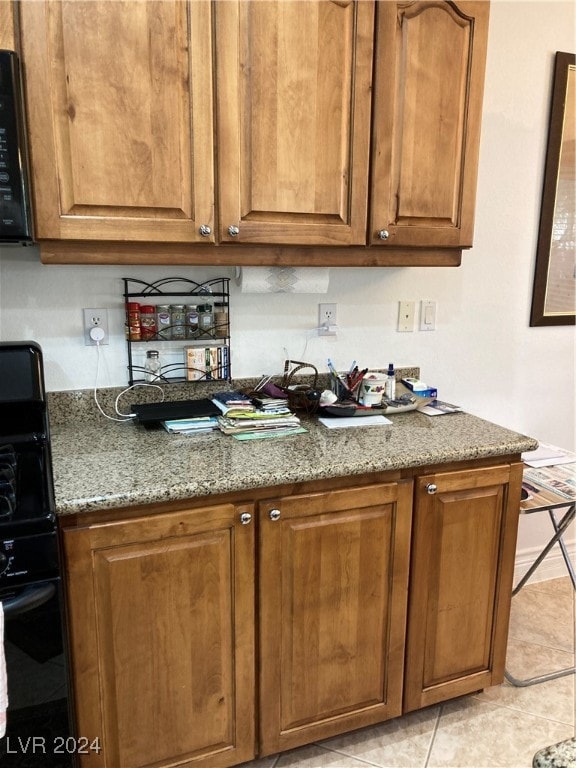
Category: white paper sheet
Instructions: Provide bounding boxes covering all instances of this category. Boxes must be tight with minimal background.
[522,443,576,468]
[318,415,392,429]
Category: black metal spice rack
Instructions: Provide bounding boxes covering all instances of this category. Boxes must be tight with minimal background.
[123,277,231,386]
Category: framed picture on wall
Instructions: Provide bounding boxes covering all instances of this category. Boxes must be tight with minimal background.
[530,51,575,326]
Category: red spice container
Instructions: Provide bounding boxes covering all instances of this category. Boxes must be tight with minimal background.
[126,302,141,341]
[139,305,157,340]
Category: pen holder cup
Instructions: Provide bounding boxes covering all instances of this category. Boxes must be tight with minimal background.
[359,372,387,406]
[330,374,357,402]
[280,360,320,415]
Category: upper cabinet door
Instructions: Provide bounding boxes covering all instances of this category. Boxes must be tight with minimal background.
[215,1,374,246]
[19,1,215,242]
[370,1,490,248]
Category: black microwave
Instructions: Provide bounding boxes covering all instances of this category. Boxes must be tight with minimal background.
[0,49,33,244]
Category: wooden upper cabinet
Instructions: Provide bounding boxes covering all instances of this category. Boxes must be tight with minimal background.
[16,0,490,262]
[214,0,374,246]
[18,1,215,243]
[370,1,490,248]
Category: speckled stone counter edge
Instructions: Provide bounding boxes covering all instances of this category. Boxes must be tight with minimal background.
[533,737,576,768]
[47,367,420,426]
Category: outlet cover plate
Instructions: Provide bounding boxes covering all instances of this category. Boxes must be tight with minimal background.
[398,301,415,332]
[318,303,337,336]
[83,308,109,345]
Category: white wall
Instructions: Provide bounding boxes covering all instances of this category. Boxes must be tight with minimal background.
[1,1,574,571]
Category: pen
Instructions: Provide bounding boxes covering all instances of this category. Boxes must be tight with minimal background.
[349,368,368,390]
[328,359,354,398]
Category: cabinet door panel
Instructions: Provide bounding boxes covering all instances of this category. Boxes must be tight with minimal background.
[62,504,255,768]
[370,1,489,247]
[215,0,374,245]
[404,464,523,712]
[19,0,215,242]
[259,482,412,755]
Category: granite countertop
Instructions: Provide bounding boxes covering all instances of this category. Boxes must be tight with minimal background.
[48,383,538,515]
[533,737,576,768]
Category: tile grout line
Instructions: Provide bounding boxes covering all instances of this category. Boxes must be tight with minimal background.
[311,742,385,768]
[471,690,575,729]
[423,703,443,768]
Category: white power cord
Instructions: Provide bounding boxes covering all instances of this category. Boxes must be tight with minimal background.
[92,340,164,422]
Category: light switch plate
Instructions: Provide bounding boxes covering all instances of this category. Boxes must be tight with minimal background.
[420,300,436,331]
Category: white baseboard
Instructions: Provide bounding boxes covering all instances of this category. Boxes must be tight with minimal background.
[514,542,576,586]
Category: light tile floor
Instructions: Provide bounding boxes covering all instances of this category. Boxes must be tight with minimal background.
[243,577,575,768]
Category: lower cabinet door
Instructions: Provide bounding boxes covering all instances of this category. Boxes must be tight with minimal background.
[258,481,413,756]
[61,502,256,768]
[403,463,524,712]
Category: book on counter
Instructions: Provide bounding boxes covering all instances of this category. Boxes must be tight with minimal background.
[186,346,230,381]
[162,416,219,435]
[211,390,256,416]
[417,399,462,416]
[250,395,291,414]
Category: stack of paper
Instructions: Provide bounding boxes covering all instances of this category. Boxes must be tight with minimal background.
[217,411,305,439]
[522,443,576,467]
[211,390,304,439]
[211,390,256,417]
[162,416,219,435]
[250,395,291,414]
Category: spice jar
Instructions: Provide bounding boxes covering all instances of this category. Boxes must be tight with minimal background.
[144,350,161,383]
[156,304,171,340]
[198,303,213,338]
[170,304,186,340]
[139,305,157,340]
[185,305,199,339]
[126,302,141,341]
[214,303,229,338]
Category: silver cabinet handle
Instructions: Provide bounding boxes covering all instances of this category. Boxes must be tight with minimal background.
[377,229,389,240]
[199,224,211,237]
[269,509,281,521]
[228,225,240,237]
[240,512,252,525]
[426,483,437,495]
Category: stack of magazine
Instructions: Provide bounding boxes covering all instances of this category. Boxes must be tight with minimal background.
[163,415,219,435]
[211,390,306,440]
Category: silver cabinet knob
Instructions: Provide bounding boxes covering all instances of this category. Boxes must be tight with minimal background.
[240,512,252,525]
[377,229,390,240]
[426,483,437,495]
[199,224,211,237]
[269,509,281,521]
[228,225,240,237]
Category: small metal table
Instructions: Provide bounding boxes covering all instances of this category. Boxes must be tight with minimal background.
[504,461,575,687]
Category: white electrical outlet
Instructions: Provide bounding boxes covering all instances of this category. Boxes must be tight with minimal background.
[83,308,109,345]
[318,303,337,336]
[398,301,415,332]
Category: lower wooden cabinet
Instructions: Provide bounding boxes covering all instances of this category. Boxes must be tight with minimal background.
[403,463,524,711]
[257,482,413,755]
[61,501,256,768]
[60,463,522,767]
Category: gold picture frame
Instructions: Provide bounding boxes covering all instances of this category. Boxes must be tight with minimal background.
[530,51,575,326]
